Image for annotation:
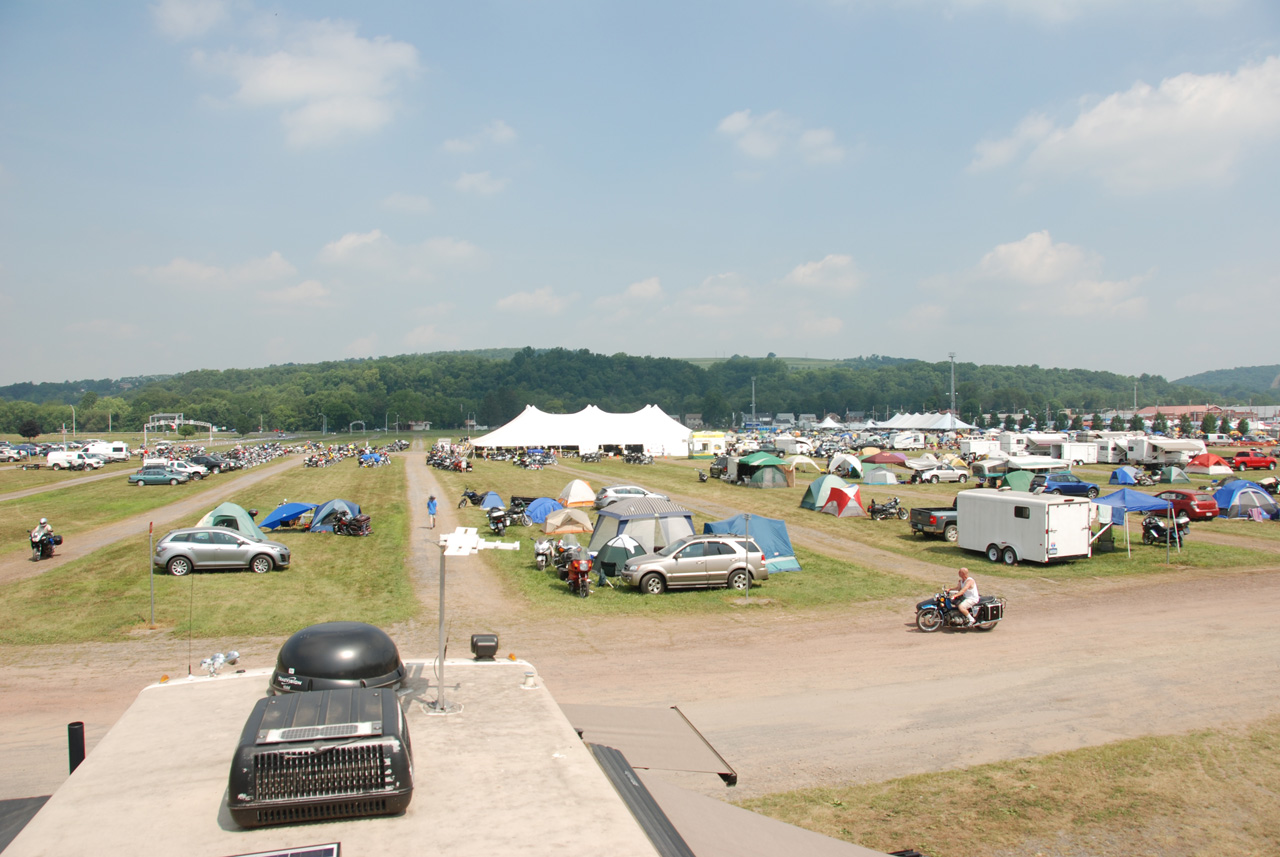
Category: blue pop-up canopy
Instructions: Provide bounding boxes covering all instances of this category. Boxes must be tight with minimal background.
[703,513,801,572]
[1092,489,1173,558]
[260,502,317,531]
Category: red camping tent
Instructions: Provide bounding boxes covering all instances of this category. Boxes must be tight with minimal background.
[861,451,908,465]
[820,485,866,517]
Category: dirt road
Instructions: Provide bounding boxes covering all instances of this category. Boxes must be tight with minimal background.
[2,448,1278,809]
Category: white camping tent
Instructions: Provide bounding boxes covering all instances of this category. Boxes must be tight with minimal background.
[474,404,691,456]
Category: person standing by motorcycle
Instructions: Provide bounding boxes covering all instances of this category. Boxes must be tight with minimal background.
[949,567,980,627]
[427,495,438,529]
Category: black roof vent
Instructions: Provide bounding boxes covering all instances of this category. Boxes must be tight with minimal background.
[270,621,406,694]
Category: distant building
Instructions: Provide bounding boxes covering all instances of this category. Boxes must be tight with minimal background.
[683,413,704,429]
[408,420,432,431]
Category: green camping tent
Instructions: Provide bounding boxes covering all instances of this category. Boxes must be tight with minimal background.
[735,451,795,489]
[1001,471,1035,492]
[196,502,265,541]
[1159,465,1191,483]
[800,474,848,510]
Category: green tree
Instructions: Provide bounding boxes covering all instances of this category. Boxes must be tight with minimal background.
[1110,415,1125,431]
[1091,413,1102,430]
[79,391,99,411]
[1018,413,1032,430]
[1129,413,1145,432]
[1003,413,1017,431]
[178,424,197,438]
[1179,414,1193,436]
[1071,414,1084,431]
[1056,411,1070,430]
[1152,412,1169,434]
[18,418,41,440]
[1237,417,1250,435]
[1201,413,1218,435]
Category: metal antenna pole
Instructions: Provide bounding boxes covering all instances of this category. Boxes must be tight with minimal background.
[948,352,955,415]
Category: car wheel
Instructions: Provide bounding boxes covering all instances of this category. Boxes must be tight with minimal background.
[135,480,144,487]
[212,466,221,474]
[169,478,178,485]
[52,464,62,471]
[167,556,192,576]
[1270,463,1276,470]
[930,475,940,483]
[640,572,666,595]
[986,544,1001,562]
[1086,487,1098,498]
[916,608,942,633]
[1002,546,1017,565]
[944,523,958,542]
[1049,488,1062,495]
[250,555,273,574]
[958,475,968,483]
[726,569,749,591]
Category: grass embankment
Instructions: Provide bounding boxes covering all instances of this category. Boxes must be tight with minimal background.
[740,717,1280,857]
[0,459,414,644]
[0,463,279,556]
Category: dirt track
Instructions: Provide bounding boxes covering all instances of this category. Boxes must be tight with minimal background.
[2,448,1279,808]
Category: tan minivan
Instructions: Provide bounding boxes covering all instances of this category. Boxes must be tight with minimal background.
[619,535,768,594]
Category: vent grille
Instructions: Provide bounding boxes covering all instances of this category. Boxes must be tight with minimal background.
[255,798,389,825]
[254,744,392,801]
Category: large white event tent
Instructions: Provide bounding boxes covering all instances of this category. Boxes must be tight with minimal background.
[474,405,692,456]
[864,412,975,432]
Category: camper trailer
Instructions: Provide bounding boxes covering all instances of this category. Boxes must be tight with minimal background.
[773,435,814,456]
[84,441,130,462]
[890,431,925,450]
[960,438,1000,457]
[998,432,1029,454]
[1123,436,1206,466]
[1047,441,1098,466]
[970,455,1068,486]
[956,488,1093,565]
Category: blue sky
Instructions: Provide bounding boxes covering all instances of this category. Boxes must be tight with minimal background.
[2,0,1278,385]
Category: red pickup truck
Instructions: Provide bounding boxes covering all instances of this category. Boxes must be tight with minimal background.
[1230,450,1277,471]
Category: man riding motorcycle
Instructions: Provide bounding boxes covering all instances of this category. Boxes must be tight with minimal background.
[949,567,979,626]
[31,518,55,560]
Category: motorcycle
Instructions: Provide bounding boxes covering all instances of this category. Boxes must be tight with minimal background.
[697,469,708,483]
[333,511,371,536]
[487,507,509,536]
[457,488,484,508]
[867,497,909,520]
[30,531,62,561]
[565,552,593,598]
[533,538,553,570]
[580,452,602,463]
[1142,513,1190,545]
[916,590,1004,632]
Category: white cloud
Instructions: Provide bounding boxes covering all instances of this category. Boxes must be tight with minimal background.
[455,171,508,195]
[151,0,226,40]
[718,110,845,165]
[319,230,479,280]
[963,230,1147,315]
[381,192,433,214]
[971,56,1280,191]
[496,287,570,314]
[134,250,296,288]
[782,254,860,292]
[259,279,333,307]
[836,0,1234,24]
[442,119,517,153]
[195,18,419,146]
[343,335,378,358]
[591,277,664,322]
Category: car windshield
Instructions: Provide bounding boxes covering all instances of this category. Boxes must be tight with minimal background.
[656,537,693,557]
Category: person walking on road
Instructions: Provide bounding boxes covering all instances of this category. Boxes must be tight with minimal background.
[427,495,438,529]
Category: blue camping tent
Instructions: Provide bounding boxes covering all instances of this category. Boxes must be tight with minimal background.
[524,497,562,524]
[1213,480,1279,518]
[309,499,362,533]
[260,502,317,530]
[1109,466,1140,485]
[480,491,505,510]
[703,513,801,572]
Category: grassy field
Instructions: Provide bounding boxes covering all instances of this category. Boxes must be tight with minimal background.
[0,459,414,644]
[739,716,1280,857]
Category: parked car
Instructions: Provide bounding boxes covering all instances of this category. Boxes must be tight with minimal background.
[166,460,209,480]
[1153,490,1220,521]
[0,447,26,462]
[619,534,768,594]
[594,484,670,510]
[1029,471,1099,498]
[913,464,970,484]
[152,526,290,576]
[128,465,191,486]
[190,454,231,473]
[709,456,730,479]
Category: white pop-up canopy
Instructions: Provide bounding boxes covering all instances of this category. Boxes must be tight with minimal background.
[474,404,691,456]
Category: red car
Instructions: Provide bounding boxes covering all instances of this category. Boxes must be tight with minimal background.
[1154,490,1219,521]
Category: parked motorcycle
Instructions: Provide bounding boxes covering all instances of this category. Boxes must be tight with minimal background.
[697,469,708,483]
[30,531,62,561]
[457,488,484,508]
[868,497,909,520]
[916,590,1005,632]
[565,553,593,598]
[487,507,509,537]
[580,452,602,463]
[533,538,553,571]
[1142,513,1190,545]
[333,511,371,536]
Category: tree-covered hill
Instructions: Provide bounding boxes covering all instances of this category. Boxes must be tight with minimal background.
[0,349,1262,436]
[1173,365,1280,402]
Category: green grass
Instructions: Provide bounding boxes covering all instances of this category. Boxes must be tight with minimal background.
[738,717,1280,857]
[0,459,136,494]
[0,459,415,644]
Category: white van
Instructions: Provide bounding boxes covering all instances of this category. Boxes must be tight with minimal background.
[46,450,104,471]
[1203,433,1231,446]
[85,441,131,462]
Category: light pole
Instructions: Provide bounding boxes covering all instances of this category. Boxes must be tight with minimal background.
[70,405,76,437]
[318,413,327,435]
[948,352,956,415]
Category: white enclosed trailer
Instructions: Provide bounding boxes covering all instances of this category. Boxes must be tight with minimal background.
[956,488,1093,565]
[1048,441,1098,466]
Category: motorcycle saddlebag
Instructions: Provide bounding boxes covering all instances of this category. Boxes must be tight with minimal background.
[51,535,63,546]
[977,596,1002,621]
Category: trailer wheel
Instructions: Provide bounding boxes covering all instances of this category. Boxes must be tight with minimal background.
[1002,546,1018,565]
[986,544,1001,562]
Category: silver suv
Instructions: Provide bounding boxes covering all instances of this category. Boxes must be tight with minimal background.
[594,484,669,510]
[620,535,768,594]
[153,526,290,576]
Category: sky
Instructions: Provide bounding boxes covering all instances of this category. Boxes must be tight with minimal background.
[2,0,1279,386]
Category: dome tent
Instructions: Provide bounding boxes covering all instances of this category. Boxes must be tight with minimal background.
[800,474,848,510]
[542,508,593,535]
[197,502,265,541]
[309,499,362,533]
[524,497,563,524]
[1213,481,1279,518]
[1159,466,1191,484]
[595,534,646,578]
[820,486,866,518]
[558,479,595,508]
[1109,466,1139,485]
[587,498,694,555]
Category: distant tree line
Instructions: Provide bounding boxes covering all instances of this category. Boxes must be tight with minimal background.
[0,348,1257,436]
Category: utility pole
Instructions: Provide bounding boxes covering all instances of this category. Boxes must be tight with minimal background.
[948,352,956,415]
[751,377,756,428]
